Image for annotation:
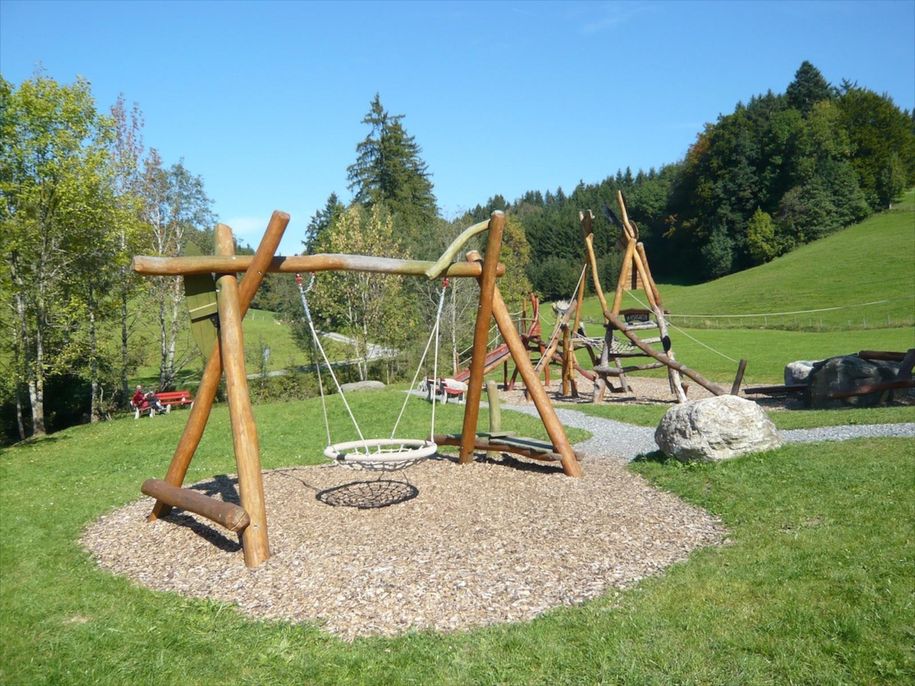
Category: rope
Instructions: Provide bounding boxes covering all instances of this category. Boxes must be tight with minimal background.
[390,281,448,439]
[295,274,367,450]
[626,290,741,365]
[667,296,912,319]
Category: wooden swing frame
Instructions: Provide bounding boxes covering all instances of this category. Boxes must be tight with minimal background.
[133,210,581,569]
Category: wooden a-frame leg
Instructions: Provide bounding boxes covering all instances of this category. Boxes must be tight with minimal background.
[148,212,288,521]
[215,226,270,568]
[490,286,582,477]
[459,212,505,464]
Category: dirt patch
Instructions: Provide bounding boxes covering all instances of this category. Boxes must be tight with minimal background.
[83,457,725,640]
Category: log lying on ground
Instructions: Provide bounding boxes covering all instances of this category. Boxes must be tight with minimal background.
[142,479,250,532]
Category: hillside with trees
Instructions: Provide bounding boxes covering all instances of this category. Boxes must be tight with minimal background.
[465,62,915,297]
[1,61,912,441]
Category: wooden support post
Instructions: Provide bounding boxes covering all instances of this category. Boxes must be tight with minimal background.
[730,359,748,396]
[561,324,572,397]
[489,285,581,477]
[486,380,501,460]
[215,225,270,568]
[635,242,662,306]
[149,211,289,521]
[611,241,637,314]
[141,479,250,533]
[459,212,505,464]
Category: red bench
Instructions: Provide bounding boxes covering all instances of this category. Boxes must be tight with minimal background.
[132,390,194,419]
[156,390,194,408]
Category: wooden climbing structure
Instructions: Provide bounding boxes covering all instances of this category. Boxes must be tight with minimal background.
[537,192,737,402]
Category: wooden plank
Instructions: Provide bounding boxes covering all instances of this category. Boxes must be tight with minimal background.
[434,434,579,464]
[141,479,250,533]
[744,384,808,395]
[857,350,908,362]
[184,273,219,360]
[594,362,666,375]
[829,378,915,399]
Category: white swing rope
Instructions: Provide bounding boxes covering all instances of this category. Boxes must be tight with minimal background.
[295,273,368,453]
[389,281,448,440]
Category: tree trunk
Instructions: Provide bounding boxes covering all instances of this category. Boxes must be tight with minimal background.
[158,285,168,389]
[451,283,458,376]
[119,273,130,405]
[164,274,182,389]
[88,286,100,423]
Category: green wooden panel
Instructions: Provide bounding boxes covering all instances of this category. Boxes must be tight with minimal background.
[185,273,219,360]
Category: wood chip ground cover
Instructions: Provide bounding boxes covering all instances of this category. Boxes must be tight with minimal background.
[82,458,725,640]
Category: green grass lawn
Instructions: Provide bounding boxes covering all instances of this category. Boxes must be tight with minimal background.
[1,393,913,684]
[134,307,356,387]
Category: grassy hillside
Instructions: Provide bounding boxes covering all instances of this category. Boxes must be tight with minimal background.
[133,307,355,386]
[579,188,915,331]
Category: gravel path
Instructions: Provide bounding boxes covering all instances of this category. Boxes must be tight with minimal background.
[504,403,915,461]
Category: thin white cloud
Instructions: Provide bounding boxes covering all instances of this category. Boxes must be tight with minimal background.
[579,2,651,35]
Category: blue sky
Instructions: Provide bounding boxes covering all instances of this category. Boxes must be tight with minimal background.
[2,0,913,254]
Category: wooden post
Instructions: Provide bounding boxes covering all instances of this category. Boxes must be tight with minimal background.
[459,212,505,464]
[489,285,582,477]
[215,225,270,568]
[730,359,748,396]
[561,324,572,397]
[635,242,662,306]
[486,380,501,460]
[612,240,637,314]
[149,211,289,521]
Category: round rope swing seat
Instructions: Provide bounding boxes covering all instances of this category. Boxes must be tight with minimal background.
[323,438,438,472]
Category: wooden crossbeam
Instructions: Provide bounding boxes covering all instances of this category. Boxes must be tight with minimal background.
[133,254,504,279]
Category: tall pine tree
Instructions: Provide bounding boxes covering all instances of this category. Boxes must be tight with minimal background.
[346,94,438,255]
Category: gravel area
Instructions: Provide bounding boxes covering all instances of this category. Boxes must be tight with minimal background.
[82,457,725,640]
[781,423,915,443]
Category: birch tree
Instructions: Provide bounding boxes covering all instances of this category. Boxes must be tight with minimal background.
[141,151,212,389]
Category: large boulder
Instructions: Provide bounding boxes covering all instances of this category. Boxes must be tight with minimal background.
[655,395,782,462]
[807,356,898,409]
